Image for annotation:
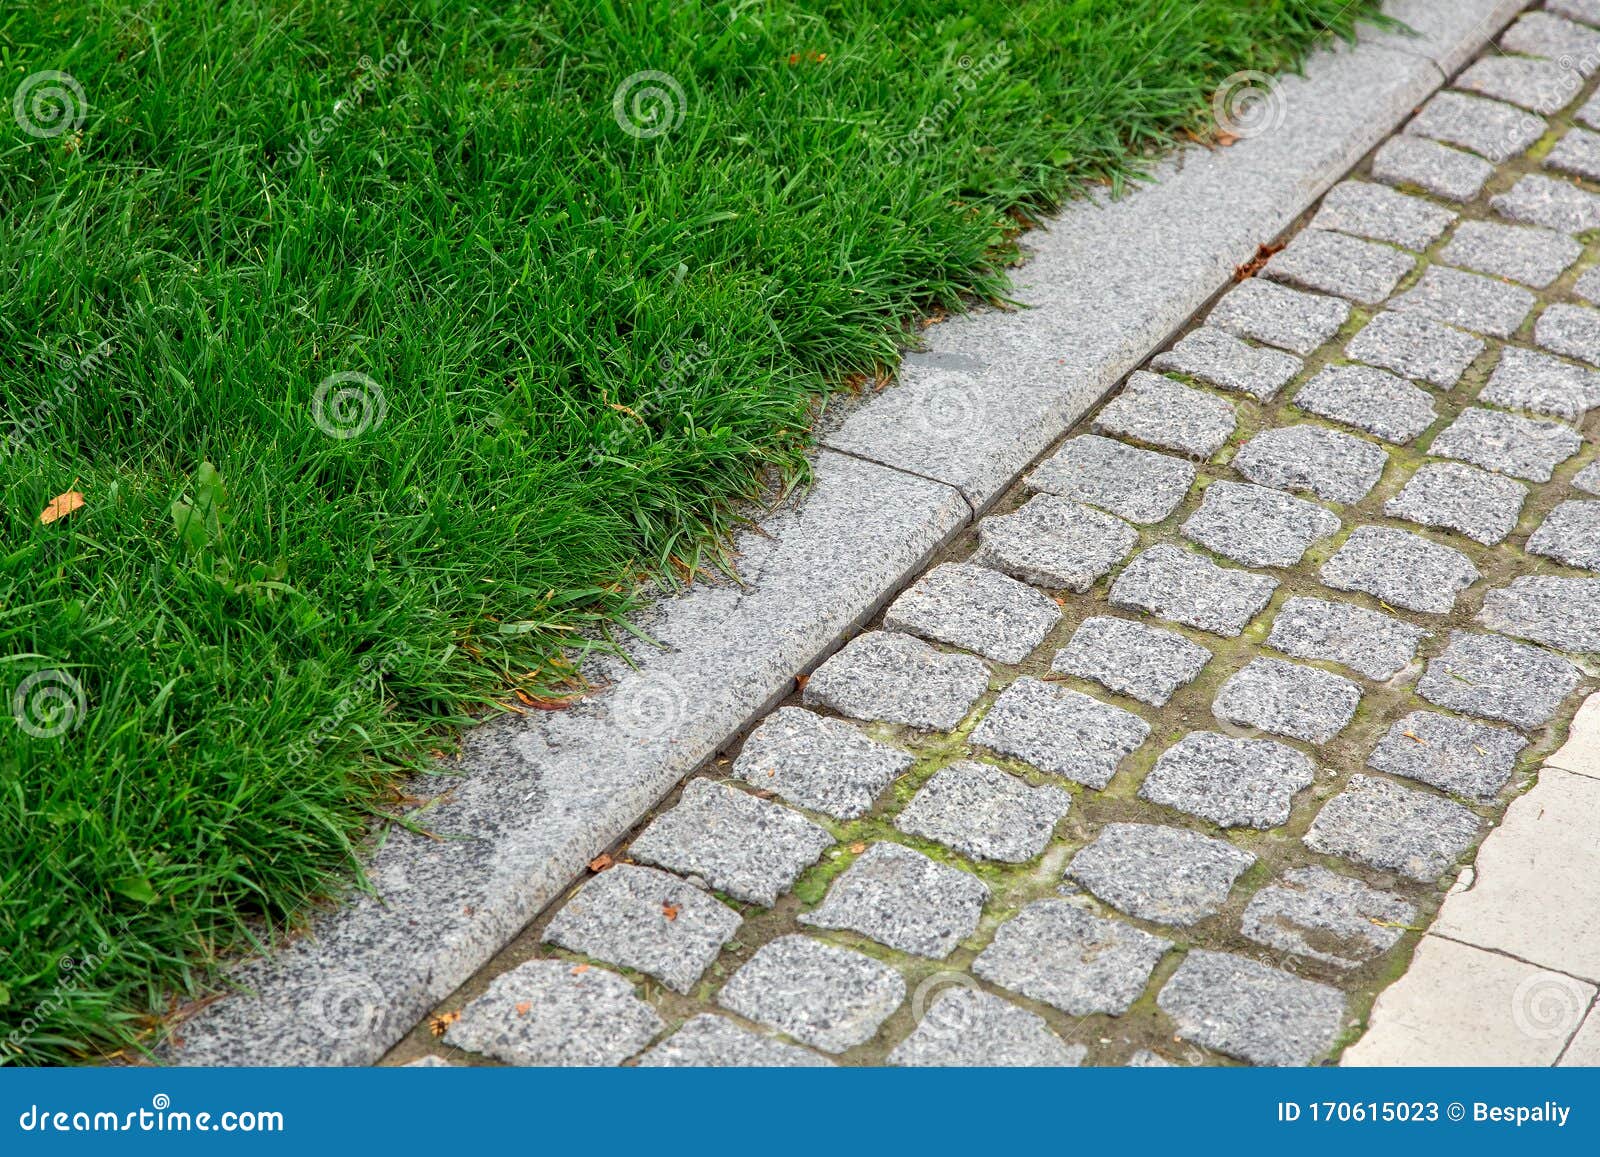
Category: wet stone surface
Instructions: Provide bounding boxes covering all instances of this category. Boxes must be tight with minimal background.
[716,935,906,1054]
[970,676,1151,790]
[799,842,989,959]
[1108,544,1279,637]
[972,900,1171,1017]
[1150,326,1302,402]
[803,631,990,732]
[1091,371,1237,458]
[974,493,1138,592]
[1478,575,1600,653]
[1344,309,1483,390]
[885,561,1061,665]
[1026,434,1196,524]
[1138,731,1316,830]
[895,760,1072,863]
[1157,950,1345,1067]
[732,706,913,822]
[887,988,1085,1068]
[1066,823,1255,926]
[1416,630,1582,730]
[1230,424,1388,506]
[1206,277,1349,355]
[1525,500,1600,571]
[1427,407,1583,483]
[1293,365,1438,444]
[1241,867,1414,970]
[1051,615,1212,707]
[1383,461,1529,546]
[1319,525,1479,615]
[1366,710,1527,802]
[1304,774,1482,882]
[1180,480,1341,569]
[1210,657,1362,745]
[1262,229,1416,305]
[1264,596,1427,681]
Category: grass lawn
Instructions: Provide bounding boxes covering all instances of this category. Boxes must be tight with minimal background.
[1,0,1384,1063]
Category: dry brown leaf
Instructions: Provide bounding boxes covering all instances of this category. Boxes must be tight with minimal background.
[515,1001,531,1017]
[1215,130,1239,147]
[571,963,590,975]
[39,490,85,525]
[662,902,679,921]
[428,1010,460,1037]
[849,841,866,854]
[1402,731,1424,745]
[588,853,614,873]
[794,673,810,692]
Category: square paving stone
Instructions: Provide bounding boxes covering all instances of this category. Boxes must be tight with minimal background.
[542,864,742,994]
[1026,434,1196,524]
[1138,731,1316,830]
[1578,462,1600,494]
[1230,424,1387,506]
[1479,575,1600,653]
[1405,90,1546,163]
[1211,657,1362,745]
[1265,595,1428,681]
[1206,278,1349,355]
[885,562,1061,664]
[443,960,663,1066]
[629,778,835,906]
[1389,266,1536,339]
[1371,135,1493,202]
[1309,180,1456,250]
[1383,461,1529,546]
[1319,525,1479,614]
[1480,345,1600,422]
[1367,710,1528,802]
[1262,229,1416,305]
[1492,174,1600,233]
[1108,544,1279,637]
[803,630,990,732]
[887,987,1085,1067]
[1241,866,1415,970]
[732,705,913,821]
[1304,774,1482,881]
[1553,0,1600,28]
[1427,407,1583,482]
[1578,264,1600,307]
[894,760,1071,863]
[1066,823,1255,926]
[972,899,1171,1016]
[636,1014,832,1067]
[1157,949,1345,1067]
[1149,326,1302,402]
[1417,630,1582,729]
[716,935,905,1054]
[799,842,989,959]
[1547,126,1600,182]
[1536,302,1600,366]
[1090,371,1236,458]
[1583,85,1600,128]
[1051,615,1212,707]
[973,493,1137,592]
[1293,365,1438,444]
[1439,220,1581,289]
[1501,10,1600,62]
[1456,55,1583,115]
[970,676,1150,790]
[1526,500,1600,571]
[1180,480,1341,568]
[1344,310,1483,390]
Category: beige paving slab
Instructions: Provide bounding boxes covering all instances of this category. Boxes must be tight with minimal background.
[1548,691,1600,781]
[1559,1003,1600,1066]
[1343,936,1593,1065]
[1432,767,1600,983]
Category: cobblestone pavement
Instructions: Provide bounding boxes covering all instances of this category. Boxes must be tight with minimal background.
[389,6,1600,1068]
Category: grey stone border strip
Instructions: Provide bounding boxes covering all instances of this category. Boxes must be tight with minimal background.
[164,0,1528,1066]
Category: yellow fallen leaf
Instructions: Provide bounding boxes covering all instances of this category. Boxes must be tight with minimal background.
[39,490,85,525]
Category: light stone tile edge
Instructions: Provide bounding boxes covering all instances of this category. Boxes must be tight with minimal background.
[820,0,1524,511]
[162,0,1526,1066]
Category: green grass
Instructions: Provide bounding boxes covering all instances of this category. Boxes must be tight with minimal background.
[1,0,1384,1063]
